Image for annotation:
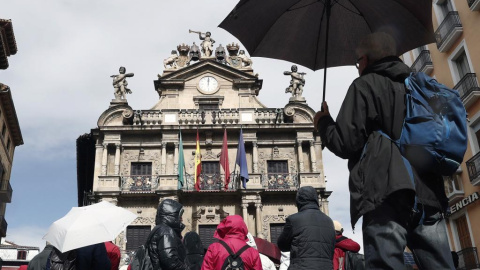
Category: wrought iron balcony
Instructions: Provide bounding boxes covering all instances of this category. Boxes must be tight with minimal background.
[468,0,480,11]
[262,173,299,190]
[411,50,433,75]
[121,175,159,192]
[457,247,480,270]
[454,73,480,106]
[467,152,480,186]
[182,173,237,191]
[0,180,12,203]
[435,11,463,52]
[0,215,7,237]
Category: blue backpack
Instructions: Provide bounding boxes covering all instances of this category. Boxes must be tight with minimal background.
[381,72,468,176]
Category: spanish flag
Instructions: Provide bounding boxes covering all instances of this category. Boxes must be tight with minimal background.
[194,129,202,191]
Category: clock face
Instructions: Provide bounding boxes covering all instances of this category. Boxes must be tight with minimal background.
[198,76,219,93]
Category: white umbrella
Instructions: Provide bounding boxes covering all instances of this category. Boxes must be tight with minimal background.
[43,201,137,252]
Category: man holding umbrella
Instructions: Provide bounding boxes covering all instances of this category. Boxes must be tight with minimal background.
[314,32,455,269]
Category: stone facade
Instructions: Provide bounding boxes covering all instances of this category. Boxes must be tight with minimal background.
[77,39,331,261]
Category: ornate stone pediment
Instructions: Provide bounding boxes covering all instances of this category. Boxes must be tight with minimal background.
[98,104,134,127]
[283,102,316,124]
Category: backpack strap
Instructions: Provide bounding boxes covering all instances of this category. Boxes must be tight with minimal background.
[336,236,348,243]
[218,240,250,258]
[234,245,251,258]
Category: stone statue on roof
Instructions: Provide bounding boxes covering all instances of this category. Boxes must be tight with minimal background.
[189,29,215,57]
[164,50,179,69]
[111,66,134,100]
[284,65,306,98]
[238,50,252,67]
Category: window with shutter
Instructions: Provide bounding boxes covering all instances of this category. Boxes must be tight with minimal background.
[267,161,288,174]
[17,250,27,260]
[131,162,152,176]
[269,223,285,245]
[126,225,151,251]
[199,225,218,248]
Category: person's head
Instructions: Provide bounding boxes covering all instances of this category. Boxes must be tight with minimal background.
[295,186,319,211]
[155,199,184,231]
[213,215,248,241]
[171,50,177,55]
[355,32,397,75]
[291,65,298,72]
[333,220,344,235]
[119,66,126,74]
[206,31,211,37]
[239,50,245,55]
[184,231,204,255]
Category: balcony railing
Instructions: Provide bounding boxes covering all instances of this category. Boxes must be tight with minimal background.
[411,50,433,75]
[435,11,463,52]
[466,152,480,186]
[182,173,238,191]
[0,215,7,238]
[458,247,480,270]
[467,0,480,11]
[121,175,159,192]
[262,173,299,190]
[454,73,480,101]
[0,180,12,203]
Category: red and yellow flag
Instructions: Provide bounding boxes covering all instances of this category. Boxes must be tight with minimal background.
[194,129,202,191]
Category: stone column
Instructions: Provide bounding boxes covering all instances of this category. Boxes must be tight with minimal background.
[114,143,121,175]
[101,143,108,176]
[297,140,304,172]
[174,142,179,174]
[93,143,104,191]
[242,203,249,230]
[255,203,262,236]
[309,140,317,172]
[161,142,167,174]
[252,142,258,173]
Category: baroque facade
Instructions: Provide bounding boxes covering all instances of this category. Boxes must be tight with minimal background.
[402,1,480,268]
[77,35,331,259]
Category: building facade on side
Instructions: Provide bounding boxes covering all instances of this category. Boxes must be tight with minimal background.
[0,240,39,269]
[76,39,331,263]
[402,1,480,269]
[0,19,24,242]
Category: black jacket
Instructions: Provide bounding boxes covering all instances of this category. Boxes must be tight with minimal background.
[317,57,448,228]
[76,243,111,270]
[277,186,335,270]
[183,232,204,270]
[148,199,189,270]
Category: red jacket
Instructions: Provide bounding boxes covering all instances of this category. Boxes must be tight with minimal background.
[333,235,360,270]
[201,215,262,270]
[105,241,121,270]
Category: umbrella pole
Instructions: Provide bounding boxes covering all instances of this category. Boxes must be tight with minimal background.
[322,0,332,105]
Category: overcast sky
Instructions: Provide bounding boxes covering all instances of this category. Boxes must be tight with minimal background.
[2,0,362,251]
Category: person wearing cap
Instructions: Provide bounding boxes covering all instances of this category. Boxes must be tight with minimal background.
[333,220,360,270]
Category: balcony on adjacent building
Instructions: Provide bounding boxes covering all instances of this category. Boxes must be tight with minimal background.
[262,173,299,190]
[435,11,463,52]
[121,175,159,192]
[458,247,480,270]
[0,180,12,203]
[411,50,434,75]
[467,0,480,11]
[0,215,7,238]
[466,151,480,186]
[454,73,480,109]
[444,175,464,203]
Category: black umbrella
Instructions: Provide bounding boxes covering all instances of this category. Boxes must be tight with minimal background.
[219,0,435,102]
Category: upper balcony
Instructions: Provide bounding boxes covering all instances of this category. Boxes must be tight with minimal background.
[0,215,7,237]
[458,247,480,270]
[121,175,160,193]
[466,151,480,186]
[454,73,480,109]
[467,0,480,11]
[444,175,464,204]
[0,180,12,203]
[262,173,299,190]
[435,11,463,53]
[410,50,434,75]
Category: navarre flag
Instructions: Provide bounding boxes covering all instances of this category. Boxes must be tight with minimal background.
[220,128,231,189]
[235,129,249,189]
[177,130,185,190]
[194,129,202,191]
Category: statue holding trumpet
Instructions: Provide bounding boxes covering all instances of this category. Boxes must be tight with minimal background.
[189,29,215,57]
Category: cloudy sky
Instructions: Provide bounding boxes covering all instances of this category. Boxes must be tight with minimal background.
[2,0,362,250]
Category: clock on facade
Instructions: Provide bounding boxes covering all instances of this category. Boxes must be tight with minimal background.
[198,76,219,93]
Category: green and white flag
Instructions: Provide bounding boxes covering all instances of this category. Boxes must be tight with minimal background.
[178,130,186,189]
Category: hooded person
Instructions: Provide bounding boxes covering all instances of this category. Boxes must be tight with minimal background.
[28,243,54,270]
[277,186,336,270]
[201,215,262,270]
[245,233,276,270]
[147,199,189,270]
[183,232,204,270]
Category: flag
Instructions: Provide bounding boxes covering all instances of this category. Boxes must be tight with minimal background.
[220,128,230,189]
[194,129,202,191]
[235,129,249,189]
[177,130,185,190]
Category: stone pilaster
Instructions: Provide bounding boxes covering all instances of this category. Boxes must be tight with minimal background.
[114,143,121,175]
[309,140,317,172]
[161,142,167,174]
[101,143,108,176]
[297,140,304,172]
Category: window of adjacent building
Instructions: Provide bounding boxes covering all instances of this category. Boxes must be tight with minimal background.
[130,162,152,176]
[267,161,288,174]
[202,161,220,175]
[199,224,218,248]
[17,250,27,260]
[454,215,477,268]
[454,51,471,80]
[444,174,462,194]
[438,0,454,18]
[126,225,151,251]
[269,223,285,245]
